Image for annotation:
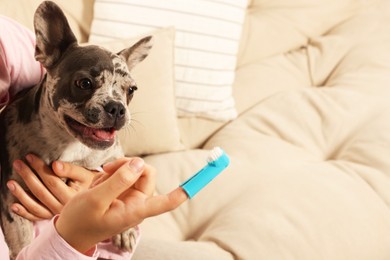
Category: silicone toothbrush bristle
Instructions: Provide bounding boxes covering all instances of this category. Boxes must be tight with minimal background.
[207,147,223,163]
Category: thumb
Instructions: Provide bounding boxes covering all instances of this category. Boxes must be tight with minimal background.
[92,158,145,206]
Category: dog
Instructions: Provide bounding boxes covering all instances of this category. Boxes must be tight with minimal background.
[0,1,152,258]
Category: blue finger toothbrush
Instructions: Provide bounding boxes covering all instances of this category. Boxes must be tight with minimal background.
[180,147,230,199]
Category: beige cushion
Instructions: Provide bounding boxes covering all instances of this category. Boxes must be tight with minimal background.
[138,89,390,259]
[93,28,184,156]
[238,0,379,66]
[229,0,390,135]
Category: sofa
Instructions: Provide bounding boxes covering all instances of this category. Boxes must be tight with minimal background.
[2,0,390,259]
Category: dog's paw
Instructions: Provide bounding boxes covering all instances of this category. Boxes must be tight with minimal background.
[112,227,138,252]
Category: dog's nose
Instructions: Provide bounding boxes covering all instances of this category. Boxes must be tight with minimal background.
[104,101,126,119]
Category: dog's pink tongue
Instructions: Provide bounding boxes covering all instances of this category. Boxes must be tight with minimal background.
[93,128,115,140]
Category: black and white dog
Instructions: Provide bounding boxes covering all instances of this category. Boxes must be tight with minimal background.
[0,1,152,258]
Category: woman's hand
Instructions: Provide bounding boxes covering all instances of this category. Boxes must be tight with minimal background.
[8,154,98,221]
[55,157,188,254]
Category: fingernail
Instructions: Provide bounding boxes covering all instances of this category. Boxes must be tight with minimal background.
[128,158,144,173]
[13,160,22,171]
[11,205,19,213]
[26,154,34,164]
[54,161,64,171]
[7,182,15,192]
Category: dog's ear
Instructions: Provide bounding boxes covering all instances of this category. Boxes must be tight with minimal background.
[34,1,77,68]
[118,36,153,71]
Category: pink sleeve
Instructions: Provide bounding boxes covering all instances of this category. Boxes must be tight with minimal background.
[0,224,10,259]
[0,15,45,108]
[32,219,137,260]
[0,218,137,260]
[15,216,98,260]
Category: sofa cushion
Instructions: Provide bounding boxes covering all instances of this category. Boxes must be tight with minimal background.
[231,0,390,132]
[89,0,248,121]
[137,89,390,259]
[238,0,379,65]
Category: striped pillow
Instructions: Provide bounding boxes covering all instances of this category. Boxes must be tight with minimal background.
[89,0,248,121]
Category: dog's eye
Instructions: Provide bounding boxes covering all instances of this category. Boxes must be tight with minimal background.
[128,86,138,95]
[75,78,93,90]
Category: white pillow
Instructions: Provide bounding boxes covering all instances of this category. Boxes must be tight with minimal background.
[89,0,248,121]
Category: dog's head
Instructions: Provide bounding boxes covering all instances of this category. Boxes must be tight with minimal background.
[33,1,152,150]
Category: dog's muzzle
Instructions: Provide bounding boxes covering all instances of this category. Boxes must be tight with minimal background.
[64,101,127,149]
[85,101,126,129]
[104,101,126,122]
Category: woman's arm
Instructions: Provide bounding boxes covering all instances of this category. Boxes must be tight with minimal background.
[16,218,98,260]
[8,155,97,221]
[8,156,133,259]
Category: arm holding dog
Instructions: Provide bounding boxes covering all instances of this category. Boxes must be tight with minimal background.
[7,154,98,221]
